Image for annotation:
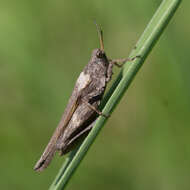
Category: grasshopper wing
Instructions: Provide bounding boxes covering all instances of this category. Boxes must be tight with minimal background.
[34,71,92,171]
[34,94,80,171]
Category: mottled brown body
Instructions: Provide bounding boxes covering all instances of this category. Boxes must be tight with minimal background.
[34,48,113,171]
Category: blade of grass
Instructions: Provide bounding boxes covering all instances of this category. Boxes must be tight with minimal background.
[49,0,182,189]
[49,147,79,189]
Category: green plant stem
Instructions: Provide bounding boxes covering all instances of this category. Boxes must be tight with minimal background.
[49,147,79,189]
[49,0,182,189]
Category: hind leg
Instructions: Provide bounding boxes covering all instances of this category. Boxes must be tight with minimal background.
[58,120,96,155]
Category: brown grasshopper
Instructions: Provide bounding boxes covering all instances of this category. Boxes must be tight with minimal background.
[34,25,138,172]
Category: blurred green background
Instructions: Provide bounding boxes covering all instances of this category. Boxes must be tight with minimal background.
[0,0,189,189]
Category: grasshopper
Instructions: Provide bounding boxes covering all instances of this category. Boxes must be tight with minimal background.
[34,25,138,171]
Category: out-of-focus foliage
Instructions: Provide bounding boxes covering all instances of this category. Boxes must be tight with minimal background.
[0,1,189,189]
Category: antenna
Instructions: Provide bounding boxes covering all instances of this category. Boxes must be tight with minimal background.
[94,21,104,51]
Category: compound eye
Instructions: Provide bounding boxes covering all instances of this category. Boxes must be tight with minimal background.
[96,50,104,58]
